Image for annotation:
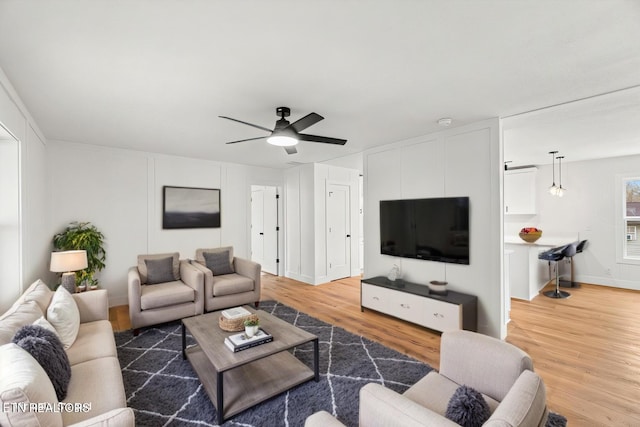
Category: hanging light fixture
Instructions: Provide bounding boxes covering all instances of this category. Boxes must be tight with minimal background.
[556,155,566,197]
[548,151,559,195]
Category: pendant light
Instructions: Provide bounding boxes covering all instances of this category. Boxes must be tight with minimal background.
[548,151,559,195]
[556,155,566,197]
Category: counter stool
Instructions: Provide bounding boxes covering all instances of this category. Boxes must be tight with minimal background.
[560,239,588,288]
[539,244,573,299]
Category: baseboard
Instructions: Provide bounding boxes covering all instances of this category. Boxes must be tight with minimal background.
[109,295,129,308]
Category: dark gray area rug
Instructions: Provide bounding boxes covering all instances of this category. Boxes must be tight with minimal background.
[115,300,567,427]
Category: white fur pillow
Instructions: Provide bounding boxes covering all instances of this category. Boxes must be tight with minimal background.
[46,287,80,349]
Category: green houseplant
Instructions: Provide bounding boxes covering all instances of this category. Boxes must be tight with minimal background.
[53,221,106,287]
[244,314,260,338]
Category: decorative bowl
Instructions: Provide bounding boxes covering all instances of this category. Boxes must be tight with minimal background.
[428,280,448,295]
[519,228,542,243]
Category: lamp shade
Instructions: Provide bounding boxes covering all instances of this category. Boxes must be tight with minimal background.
[50,250,88,273]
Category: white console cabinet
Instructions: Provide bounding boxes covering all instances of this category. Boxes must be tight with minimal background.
[361,277,477,332]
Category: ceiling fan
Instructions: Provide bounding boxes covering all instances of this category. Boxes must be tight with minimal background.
[220,106,347,155]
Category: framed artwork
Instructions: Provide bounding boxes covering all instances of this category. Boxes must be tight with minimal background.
[162,186,221,229]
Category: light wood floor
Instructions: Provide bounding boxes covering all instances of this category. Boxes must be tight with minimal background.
[110,275,640,426]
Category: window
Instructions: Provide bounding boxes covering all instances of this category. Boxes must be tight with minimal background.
[623,177,640,260]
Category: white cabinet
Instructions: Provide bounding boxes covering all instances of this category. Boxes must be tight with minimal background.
[422,298,462,333]
[361,278,477,333]
[361,283,425,324]
[504,167,537,215]
[361,283,393,313]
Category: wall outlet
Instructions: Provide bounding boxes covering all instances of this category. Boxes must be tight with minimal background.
[605,268,612,276]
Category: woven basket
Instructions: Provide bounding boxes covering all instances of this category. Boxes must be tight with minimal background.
[219,315,248,332]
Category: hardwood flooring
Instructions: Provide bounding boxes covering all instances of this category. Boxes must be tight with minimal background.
[110,275,640,426]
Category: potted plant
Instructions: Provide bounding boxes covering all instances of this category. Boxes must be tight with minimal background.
[53,221,106,288]
[244,315,260,338]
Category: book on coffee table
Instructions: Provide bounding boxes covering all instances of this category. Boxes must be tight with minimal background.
[221,306,252,320]
[224,328,273,352]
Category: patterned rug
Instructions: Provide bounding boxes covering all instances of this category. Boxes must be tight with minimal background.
[115,300,567,426]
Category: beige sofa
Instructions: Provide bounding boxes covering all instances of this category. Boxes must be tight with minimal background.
[306,330,548,427]
[191,247,261,312]
[0,280,134,426]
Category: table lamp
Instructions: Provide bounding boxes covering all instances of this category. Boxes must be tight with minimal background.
[50,250,88,293]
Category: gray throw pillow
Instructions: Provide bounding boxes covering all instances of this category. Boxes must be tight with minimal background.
[145,256,176,284]
[203,250,235,275]
[12,324,71,401]
[445,385,491,427]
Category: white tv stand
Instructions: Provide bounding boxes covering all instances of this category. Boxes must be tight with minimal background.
[361,276,478,333]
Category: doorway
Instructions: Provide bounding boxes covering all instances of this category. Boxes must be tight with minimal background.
[326,182,351,281]
[251,185,279,275]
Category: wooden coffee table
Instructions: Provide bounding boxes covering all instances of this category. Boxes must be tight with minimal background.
[181,306,319,423]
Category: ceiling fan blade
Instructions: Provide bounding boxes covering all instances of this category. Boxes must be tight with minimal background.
[219,116,272,133]
[298,133,347,145]
[284,146,297,155]
[289,113,324,133]
[225,136,266,144]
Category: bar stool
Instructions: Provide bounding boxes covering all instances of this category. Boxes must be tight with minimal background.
[560,239,588,288]
[539,243,573,299]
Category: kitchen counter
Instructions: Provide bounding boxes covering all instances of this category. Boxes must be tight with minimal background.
[504,234,579,247]
[504,233,579,300]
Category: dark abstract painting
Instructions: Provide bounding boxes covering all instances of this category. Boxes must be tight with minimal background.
[162,186,220,229]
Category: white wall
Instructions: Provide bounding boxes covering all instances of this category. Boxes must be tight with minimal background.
[0,67,50,313]
[364,119,504,338]
[505,154,640,290]
[0,138,20,313]
[48,140,283,306]
[284,163,361,285]
[284,164,314,283]
[321,152,364,173]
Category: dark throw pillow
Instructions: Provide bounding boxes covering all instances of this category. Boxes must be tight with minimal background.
[445,385,491,427]
[145,256,176,284]
[203,250,235,275]
[12,324,71,401]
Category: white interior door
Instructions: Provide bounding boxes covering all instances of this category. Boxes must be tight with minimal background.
[262,186,278,275]
[327,183,351,281]
[251,188,265,268]
[251,186,279,275]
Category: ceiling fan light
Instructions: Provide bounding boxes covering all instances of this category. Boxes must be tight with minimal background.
[267,135,298,147]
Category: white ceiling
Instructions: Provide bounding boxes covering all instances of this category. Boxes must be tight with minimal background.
[503,85,640,167]
[0,0,639,169]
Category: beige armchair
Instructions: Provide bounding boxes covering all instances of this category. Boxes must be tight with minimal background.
[190,247,261,312]
[128,253,204,334]
[306,330,549,427]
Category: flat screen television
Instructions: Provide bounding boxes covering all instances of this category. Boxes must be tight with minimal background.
[380,197,470,265]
